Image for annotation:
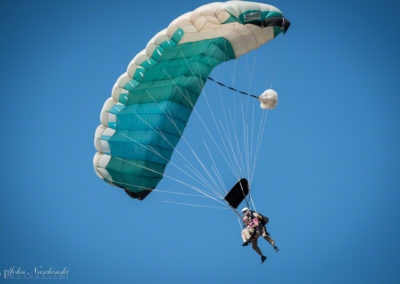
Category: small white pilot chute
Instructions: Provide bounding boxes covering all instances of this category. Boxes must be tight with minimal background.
[259,89,278,109]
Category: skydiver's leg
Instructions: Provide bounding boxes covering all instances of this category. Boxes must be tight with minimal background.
[266,236,279,252]
[241,229,250,242]
[241,228,253,246]
[251,238,262,256]
[241,229,249,246]
[251,234,267,263]
[251,233,263,256]
[261,226,279,252]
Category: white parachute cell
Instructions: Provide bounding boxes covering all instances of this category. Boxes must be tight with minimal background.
[259,89,278,109]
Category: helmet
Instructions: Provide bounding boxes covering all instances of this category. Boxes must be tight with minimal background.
[241,207,249,213]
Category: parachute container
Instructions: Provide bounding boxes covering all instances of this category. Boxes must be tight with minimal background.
[259,89,278,109]
[224,178,250,209]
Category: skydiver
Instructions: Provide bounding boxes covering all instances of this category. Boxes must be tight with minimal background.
[241,207,279,264]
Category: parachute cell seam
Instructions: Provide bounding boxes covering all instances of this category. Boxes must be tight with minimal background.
[105,172,162,181]
[107,158,166,173]
[124,38,230,103]
[111,127,179,142]
[117,111,189,126]
[125,86,198,110]
[114,121,187,138]
[134,75,208,91]
[109,138,175,156]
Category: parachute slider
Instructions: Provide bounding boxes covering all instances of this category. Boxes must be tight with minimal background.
[224,178,249,209]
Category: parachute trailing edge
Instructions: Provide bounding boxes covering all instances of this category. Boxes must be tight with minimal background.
[93,1,290,200]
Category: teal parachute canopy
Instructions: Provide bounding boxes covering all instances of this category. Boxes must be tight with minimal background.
[93,1,290,200]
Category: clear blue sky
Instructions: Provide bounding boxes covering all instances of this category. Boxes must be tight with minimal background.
[1,0,399,283]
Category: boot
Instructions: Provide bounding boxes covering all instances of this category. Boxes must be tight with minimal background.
[260,255,267,264]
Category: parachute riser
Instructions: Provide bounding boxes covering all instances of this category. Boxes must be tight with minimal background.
[229,205,243,219]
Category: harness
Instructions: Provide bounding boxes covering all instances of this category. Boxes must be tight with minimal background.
[246,211,269,239]
[249,227,261,240]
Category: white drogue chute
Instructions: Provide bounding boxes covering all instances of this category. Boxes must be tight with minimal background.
[259,89,278,109]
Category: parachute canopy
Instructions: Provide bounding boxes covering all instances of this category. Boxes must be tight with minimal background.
[93,1,290,200]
